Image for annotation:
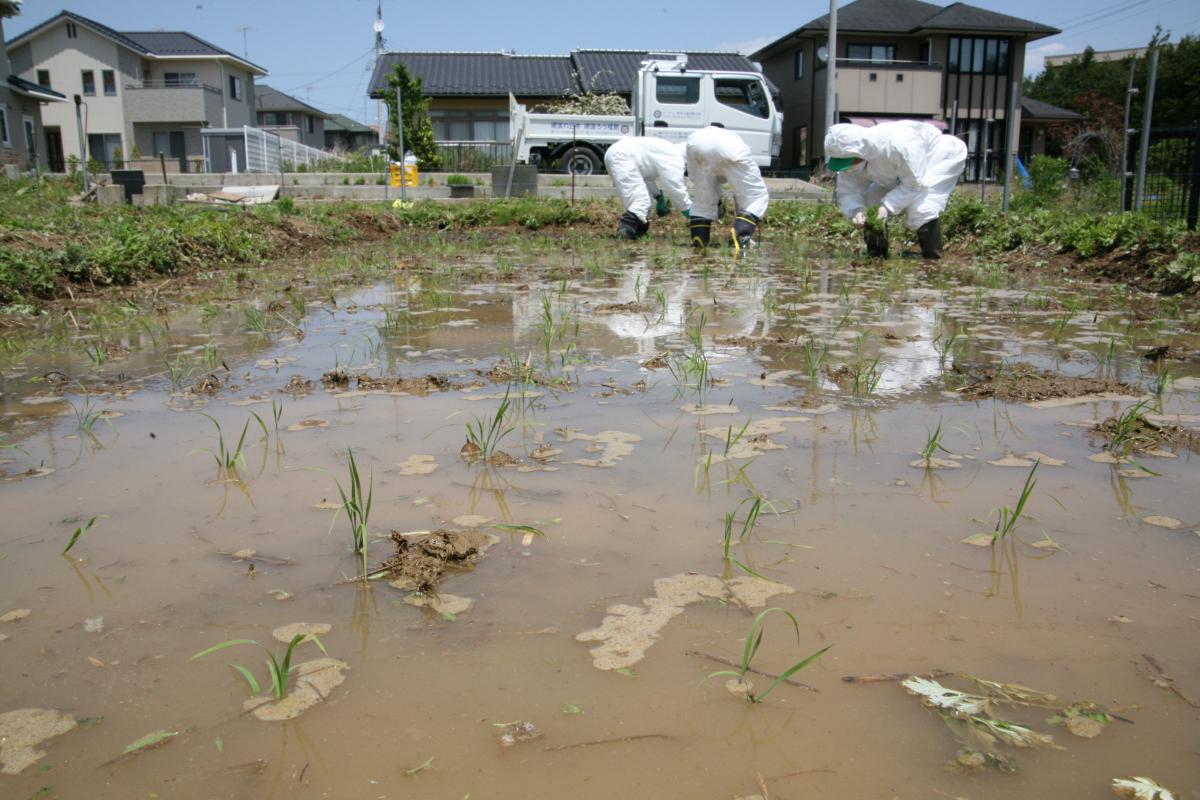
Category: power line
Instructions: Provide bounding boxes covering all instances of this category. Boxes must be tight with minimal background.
[1054,0,1153,29]
[1066,0,1182,37]
[278,45,376,95]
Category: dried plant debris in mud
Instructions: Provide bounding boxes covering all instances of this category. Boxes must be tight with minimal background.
[556,428,642,468]
[243,658,350,722]
[376,529,500,592]
[576,574,794,671]
[899,674,1144,772]
[0,708,77,774]
[280,375,313,396]
[594,301,656,315]
[1093,411,1197,454]
[957,364,1139,403]
[1113,776,1177,800]
[496,720,542,748]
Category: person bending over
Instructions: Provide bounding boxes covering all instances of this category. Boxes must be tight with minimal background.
[685,126,769,252]
[824,120,967,259]
[603,136,691,240]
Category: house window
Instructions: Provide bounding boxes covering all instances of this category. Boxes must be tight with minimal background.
[896,73,905,82]
[713,78,770,119]
[66,22,78,38]
[428,110,509,142]
[919,41,931,64]
[102,70,116,96]
[794,49,805,80]
[656,76,700,104]
[0,107,10,147]
[36,70,51,88]
[792,125,808,168]
[228,75,242,100]
[164,72,197,87]
[306,115,314,134]
[86,133,122,167]
[82,70,95,96]
[846,44,896,64]
[869,73,878,82]
[948,37,1010,75]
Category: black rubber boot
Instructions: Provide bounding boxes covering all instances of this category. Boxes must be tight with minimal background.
[732,212,760,252]
[690,217,713,248]
[917,218,943,260]
[617,211,644,240]
[864,224,889,258]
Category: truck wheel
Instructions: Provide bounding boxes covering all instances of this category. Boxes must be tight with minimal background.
[557,147,601,175]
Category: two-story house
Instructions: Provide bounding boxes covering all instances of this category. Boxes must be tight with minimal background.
[6,10,266,172]
[1,0,64,172]
[255,85,329,150]
[751,0,1058,179]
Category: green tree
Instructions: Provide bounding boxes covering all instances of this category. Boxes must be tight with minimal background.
[379,63,441,168]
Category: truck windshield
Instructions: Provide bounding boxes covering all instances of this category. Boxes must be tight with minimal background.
[656,77,700,104]
[714,78,770,119]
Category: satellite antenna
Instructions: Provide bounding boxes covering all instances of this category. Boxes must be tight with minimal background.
[236,25,251,58]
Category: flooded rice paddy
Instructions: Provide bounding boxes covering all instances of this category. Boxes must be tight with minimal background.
[1,238,1198,799]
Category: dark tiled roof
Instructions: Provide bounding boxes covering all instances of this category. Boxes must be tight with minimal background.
[573,50,764,93]
[325,113,373,133]
[752,0,1059,58]
[255,85,330,117]
[802,0,943,33]
[7,73,67,100]
[369,52,577,97]
[1020,96,1084,121]
[6,11,266,72]
[923,4,1058,34]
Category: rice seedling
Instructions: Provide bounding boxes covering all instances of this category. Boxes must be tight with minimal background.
[849,355,883,398]
[62,515,102,555]
[190,633,320,700]
[708,607,831,703]
[83,341,106,367]
[1051,312,1072,344]
[933,329,961,369]
[464,389,515,460]
[244,306,269,334]
[289,292,308,319]
[920,418,952,463]
[723,418,753,457]
[802,337,827,385]
[199,303,221,326]
[1150,364,1174,404]
[972,462,1039,545]
[334,448,373,576]
[165,353,194,392]
[199,413,251,477]
[200,339,220,368]
[72,395,105,434]
[721,496,764,561]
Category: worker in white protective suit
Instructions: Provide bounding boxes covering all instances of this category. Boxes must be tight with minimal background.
[603,137,691,240]
[824,121,968,259]
[685,126,770,252]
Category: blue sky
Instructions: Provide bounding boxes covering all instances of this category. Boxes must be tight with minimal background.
[8,0,1198,124]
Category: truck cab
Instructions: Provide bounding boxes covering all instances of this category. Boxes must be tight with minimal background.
[510,55,781,174]
[632,56,781,167]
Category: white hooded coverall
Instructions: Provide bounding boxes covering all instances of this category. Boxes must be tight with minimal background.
[684,126,769,221]
[603,137,691,222]
[825,121,968,229]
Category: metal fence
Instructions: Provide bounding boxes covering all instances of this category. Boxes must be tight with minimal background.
[434,141,511,173]
[1127,124,1200,230]
[244,126,342,172]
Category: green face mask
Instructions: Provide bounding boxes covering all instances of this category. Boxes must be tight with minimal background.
[826,156,859,172]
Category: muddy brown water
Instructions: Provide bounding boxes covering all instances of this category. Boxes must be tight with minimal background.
[1,242,1198,799]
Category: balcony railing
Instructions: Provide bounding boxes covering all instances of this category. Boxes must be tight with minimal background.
[124,80,222,93]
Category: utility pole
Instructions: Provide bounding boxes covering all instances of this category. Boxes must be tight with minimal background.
[1133,47,1159,213]
[74,95,90,194]
[374,1,386,148]
[824,0,838,141]
[1119,61,1138,213]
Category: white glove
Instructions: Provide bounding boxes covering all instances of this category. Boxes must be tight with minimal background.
[877,206,890,221]
[851,210,866,227]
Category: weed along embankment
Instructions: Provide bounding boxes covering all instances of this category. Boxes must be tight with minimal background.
[1,175,1199,800]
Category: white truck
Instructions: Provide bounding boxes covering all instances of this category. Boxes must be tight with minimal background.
[509,54,781,175]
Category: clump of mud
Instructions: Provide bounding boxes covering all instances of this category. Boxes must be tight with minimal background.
[190,373,224,395]
[243,658,349,722]
[594,301,656,315]
[379,529,499,591]
[957,364,1138,403]
[281,375,313,395]
[576,574,795,671]
[1093,413,1197,453]
[356,374,453,394]
[0,708,77,774]
[321,369,351,390]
